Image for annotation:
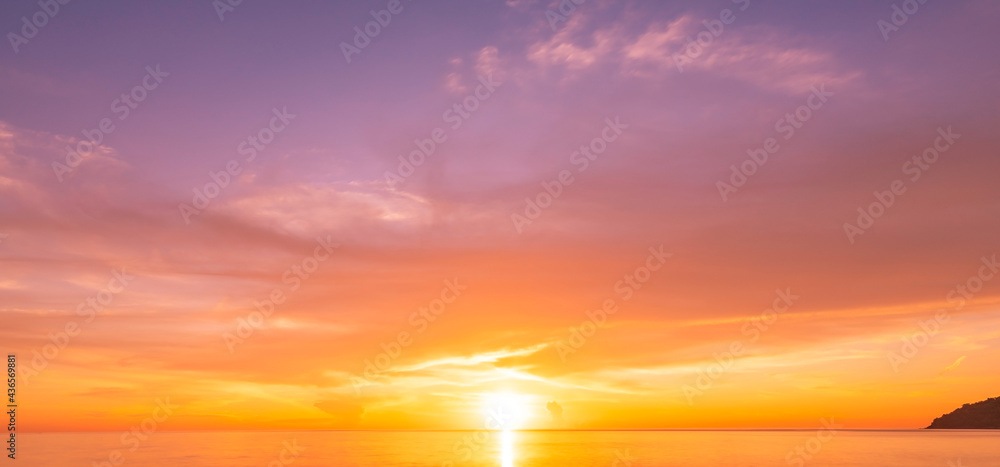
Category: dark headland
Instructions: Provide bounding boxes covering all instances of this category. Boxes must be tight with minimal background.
[926,396,1000,429]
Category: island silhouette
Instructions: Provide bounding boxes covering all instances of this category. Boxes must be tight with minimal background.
[926,396,1000,429]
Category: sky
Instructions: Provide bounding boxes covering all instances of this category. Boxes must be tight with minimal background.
[1,0,1000,432]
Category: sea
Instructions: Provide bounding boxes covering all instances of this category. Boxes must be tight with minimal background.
[15,430,1000,466]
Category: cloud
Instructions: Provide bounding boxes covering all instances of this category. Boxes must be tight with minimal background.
[618,16,862,92]
[504,0,537,11]
[0,120,128,216]
[546,400,564,426]
[671,27,863,92]
[444,46,507,94]
[939,356,967,376]
[526,13,621,71]
[475,46,504,80]
[519,8,860,93]
[621,17,695,65]
[445,72,467,94]
[218,182,434,239]
[314,399,366,427]
[391,344,550,374]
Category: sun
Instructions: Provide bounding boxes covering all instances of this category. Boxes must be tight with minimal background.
[482,392,532,430]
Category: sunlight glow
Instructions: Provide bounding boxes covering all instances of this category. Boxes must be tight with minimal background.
[482,392,532,431]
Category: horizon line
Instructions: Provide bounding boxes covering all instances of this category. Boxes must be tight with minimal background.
[21,427,993,434]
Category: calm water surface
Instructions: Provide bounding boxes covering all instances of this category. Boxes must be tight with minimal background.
[18,430,1000,466]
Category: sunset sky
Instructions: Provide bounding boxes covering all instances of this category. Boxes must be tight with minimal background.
[2,0,1000,432]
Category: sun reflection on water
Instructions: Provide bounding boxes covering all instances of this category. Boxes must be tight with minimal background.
[501,429,514,467]
[482,392,528,467]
